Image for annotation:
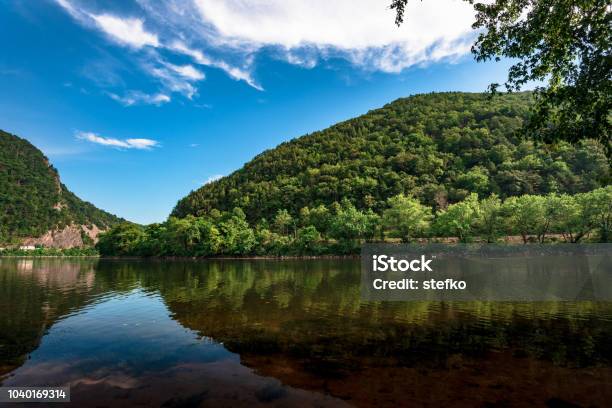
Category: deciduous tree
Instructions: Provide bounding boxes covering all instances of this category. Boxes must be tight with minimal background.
[382,194,432,242]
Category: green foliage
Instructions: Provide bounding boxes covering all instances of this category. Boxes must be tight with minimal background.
[501,195,547,243]
[578,186,612,242]
[299,205,331,235]
[254,228,291,256]
[382,194,432,242]
[455,166,490,197]
[475,194,503,243]
[294,226,322,254]
[162,216,202,256]
[172,93,609,223]
[219,208,257,255]
[434,193,481,242]
[96,223,146,256]
[0,130,123,243]
[194,218,223,256]
[98,187,612,257]
[391,1,611,154]
[138,223,167,256]
[470,0,611,152]
[273,209,294,235]
[548,194,585,243]
[328,200,379,252]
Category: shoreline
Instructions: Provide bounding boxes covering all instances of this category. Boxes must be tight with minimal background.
[0,254,360,260]
[2,241,609,260]
[101,254,362,260]
[0,255,101,258]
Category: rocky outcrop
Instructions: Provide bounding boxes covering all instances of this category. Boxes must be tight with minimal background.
[1,130,123,243]
[22,224,104,249]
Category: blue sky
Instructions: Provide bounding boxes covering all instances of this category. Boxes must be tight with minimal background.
[0,0,513,224]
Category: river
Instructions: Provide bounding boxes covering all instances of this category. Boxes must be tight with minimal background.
[1,258,611,407]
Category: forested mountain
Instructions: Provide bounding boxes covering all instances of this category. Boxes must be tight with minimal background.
[0,130,122,245]
[173,92,609,222]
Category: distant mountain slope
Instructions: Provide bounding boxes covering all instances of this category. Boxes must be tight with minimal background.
[172,92,609,221]
[0,130,123,246]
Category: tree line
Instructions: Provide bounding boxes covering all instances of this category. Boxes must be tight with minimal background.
[97,186,612,257]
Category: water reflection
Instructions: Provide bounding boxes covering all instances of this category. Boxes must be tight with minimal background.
[0,258,611,407]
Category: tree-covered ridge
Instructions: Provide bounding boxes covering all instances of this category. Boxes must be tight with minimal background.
[0,130,123,243]
[172,92,609,222]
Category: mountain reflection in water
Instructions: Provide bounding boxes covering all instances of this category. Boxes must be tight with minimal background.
[0,258,611,407]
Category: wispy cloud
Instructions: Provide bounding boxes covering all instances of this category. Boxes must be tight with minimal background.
[204,174,223,184]
[165,63,205,81]
[76,131,159,150]
[54,0,263,100]
[91,14,159,48]
[169,41,262,90]
[145,64,198,99]
[107,90,170,106]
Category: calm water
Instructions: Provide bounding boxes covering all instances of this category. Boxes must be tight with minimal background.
[1,258,612,407]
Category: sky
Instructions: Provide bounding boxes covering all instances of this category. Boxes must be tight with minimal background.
[0,0,513,224]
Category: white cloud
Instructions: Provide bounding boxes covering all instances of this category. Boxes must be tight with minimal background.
[146,64,198,98]
[76,131,159,150]
[210,58,262,90]
[165,63,205,80]
[284,50,318,69]
[192,0,477,72]
[91,14,159,48]
[195,0,471,48]
[204,174,223,184]
[54,0,82,19]
[169,40,261,90]
[56,0,478,93]
[169,40,213,65]
[124,138,159,149]
[108,91,171,106]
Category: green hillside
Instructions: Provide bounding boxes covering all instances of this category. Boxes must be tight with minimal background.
[172,92,609,222]
[0,130,123,244]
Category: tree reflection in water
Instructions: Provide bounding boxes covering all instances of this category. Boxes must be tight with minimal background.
[1,258,611,407]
